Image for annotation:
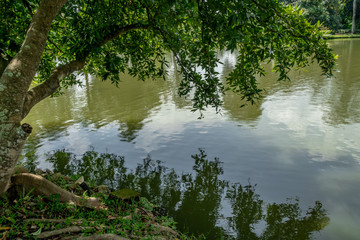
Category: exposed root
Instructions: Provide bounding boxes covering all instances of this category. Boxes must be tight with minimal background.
[24,218,84,225]
[77,233,130,240]
[25,218,67,223]
[11,173,103,208]
[36,226,91,239]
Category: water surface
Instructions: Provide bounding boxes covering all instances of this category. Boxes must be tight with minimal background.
[23,39,360,240]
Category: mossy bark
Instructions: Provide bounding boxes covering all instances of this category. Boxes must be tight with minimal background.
[0,0,68,194]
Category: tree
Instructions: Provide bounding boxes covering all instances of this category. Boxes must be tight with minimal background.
[0,0,336,194]
[296,0,343,30]
[352,0,357,33]
[339,0,359,31]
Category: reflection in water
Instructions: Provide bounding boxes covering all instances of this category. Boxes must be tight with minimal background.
[118,121,144,142]
[23,40,360,142]
[322,40,360,125]
[21,149,329,240]
[221,40,360,125]
[21,40,360,240]
[20,138,40,173]
[24,74,170,144]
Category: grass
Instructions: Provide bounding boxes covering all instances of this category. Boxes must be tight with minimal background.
[0,171,200,240]
[325,34,360,39]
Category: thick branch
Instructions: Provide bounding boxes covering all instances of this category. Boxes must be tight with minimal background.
[103,24,149,46]
[22,60,86,119]
[78,23,150,59]
[1,0,68,94]
[22,23,150,119]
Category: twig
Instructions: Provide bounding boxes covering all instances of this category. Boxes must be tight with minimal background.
[47,38,64,53]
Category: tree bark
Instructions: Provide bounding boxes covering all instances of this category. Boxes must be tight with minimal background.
[0,0,68,194]
[0,1,150,195]
[22,60,86,119]
[352,0,357,34]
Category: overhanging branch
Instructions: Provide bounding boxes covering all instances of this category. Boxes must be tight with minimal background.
[22,60,86,119]
[1,0,68,93]
[22,23,150,119]
[77,23,150,60]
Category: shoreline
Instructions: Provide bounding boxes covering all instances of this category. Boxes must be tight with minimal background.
[0,168,198,240]
[325,34,360,39]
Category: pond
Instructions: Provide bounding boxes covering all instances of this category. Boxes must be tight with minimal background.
[22,39,360,239]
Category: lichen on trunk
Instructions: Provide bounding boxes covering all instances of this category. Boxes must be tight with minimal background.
[0,117,30,193]
[0,0,68,194]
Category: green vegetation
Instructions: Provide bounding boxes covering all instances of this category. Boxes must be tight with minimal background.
[281,0,359,32]
[0,0,338,194]
[4,149,330,240]
[0,169,197,239]
[326,33,360,38]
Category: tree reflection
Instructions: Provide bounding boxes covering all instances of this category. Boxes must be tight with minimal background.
[261,200,328,240]
[37,149,329,239]
[172,150,229,238]
[45,148,128,190]
[19,138,40,172]
[227,184,263,240]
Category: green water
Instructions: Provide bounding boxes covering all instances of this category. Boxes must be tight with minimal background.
[23,39,360,239]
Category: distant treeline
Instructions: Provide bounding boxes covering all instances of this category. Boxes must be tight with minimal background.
[281,0,359,31]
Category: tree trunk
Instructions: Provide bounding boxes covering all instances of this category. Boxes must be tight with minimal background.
[352,0,357,34]
[0,122,31,193]
[0,0,148,194]
[0,0,68,194]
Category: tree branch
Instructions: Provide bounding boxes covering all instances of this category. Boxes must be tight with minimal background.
[47,38,64,53]
[102,23,149,46]
[22,59,86,119]
[77,23,150,60]
[1,0,68,94]
[22,23,150,119]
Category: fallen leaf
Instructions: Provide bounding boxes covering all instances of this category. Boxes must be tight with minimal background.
[32,227,42,236]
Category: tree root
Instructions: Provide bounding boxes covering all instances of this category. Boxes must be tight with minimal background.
[36,226,91,239]
[77,233,130,240]
[25,218,67,223]
[25,218,84,225]
[10,173,103,208]
[152,223,179,237]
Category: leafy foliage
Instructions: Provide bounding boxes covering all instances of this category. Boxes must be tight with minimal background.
[0,0,336,114]
[34,148,329,239]
[296,0,343,30]
[281,0,360,31]
[341,0,360,29]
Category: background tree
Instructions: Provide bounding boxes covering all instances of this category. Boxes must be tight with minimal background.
[339,0,359,31]
[0,0,336,194]
[295,0,343,30]
[352,0,358,33]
